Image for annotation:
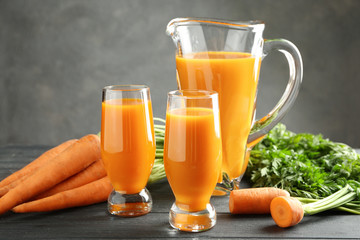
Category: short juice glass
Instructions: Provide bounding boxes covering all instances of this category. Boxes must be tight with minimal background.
[164,90,222,232]
[101,85,155,217]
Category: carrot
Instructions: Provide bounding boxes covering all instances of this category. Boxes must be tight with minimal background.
[12,177,112,213]
[33,159,106,200]
[0,175,28,197]
[0,139,76,189]
[270,185,357,228]
[229,187,290,214]
[270,196,304,228]
[0,134,100,215]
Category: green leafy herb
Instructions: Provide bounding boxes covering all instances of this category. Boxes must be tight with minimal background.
[148,118,166,184]
[245,123,360,213]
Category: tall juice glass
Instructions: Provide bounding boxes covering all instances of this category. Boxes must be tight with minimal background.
[166,18,303,193]
[164,90,222,232]
[101,85,155,217]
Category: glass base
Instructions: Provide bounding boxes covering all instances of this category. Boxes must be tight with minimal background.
[169,202,216,232]
[212,173,243,196]
[107,188,152,217]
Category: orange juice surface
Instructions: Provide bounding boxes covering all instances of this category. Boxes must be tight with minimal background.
[176,52,261,180]
[101,98,155,194]
[164,107,222,212]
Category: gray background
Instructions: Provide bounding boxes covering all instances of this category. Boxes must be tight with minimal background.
[1,0,359,147]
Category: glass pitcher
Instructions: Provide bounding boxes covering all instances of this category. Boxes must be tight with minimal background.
[166,18,303,194]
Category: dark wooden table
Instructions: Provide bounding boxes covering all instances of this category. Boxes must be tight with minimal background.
[0,146,359,239]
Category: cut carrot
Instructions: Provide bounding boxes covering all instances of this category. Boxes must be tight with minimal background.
[0,139,76,189]
[229,187,290,214]
[0,134,100,215]
[270,196,304,228]
[33,159,106,200]
[12,177,112,213]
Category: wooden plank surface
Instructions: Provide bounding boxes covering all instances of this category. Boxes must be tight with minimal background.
[0,146,359,239]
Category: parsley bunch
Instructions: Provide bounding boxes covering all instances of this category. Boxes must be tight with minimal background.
[246,123,360,202]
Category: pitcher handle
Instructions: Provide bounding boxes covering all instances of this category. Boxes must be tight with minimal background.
[247,39,303,145]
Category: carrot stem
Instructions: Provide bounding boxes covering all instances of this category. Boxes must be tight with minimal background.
[297,193,360,215]
[304,185,350,208]
[147,120,166,184]
[336,206,360,214]
[303,191,356,215]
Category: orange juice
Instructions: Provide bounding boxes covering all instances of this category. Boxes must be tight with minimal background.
[101,98,155,194]
[176,52,261,180]
[164,107,222,212]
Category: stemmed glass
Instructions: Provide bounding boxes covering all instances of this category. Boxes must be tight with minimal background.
[101,85,155,217]
[163,90,222,231]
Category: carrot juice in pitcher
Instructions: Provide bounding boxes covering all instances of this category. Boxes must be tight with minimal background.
[167,18,303,195]
[176,52,261,181]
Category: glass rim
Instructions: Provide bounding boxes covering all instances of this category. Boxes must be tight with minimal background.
[168,89,218,99]
[102,84,149,92]
[166,17,265,35]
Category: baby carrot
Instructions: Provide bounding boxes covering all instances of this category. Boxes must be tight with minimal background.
[0,134,100,215]
[0,139,76,189]
[12,177,112,213]
[33,159,106,200]
[229,187,290,214]
[270,196,304,228]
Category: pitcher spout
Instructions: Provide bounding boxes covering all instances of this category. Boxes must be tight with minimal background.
[166,18,185,36]
[165,18,189,46]
[166,18,265,56]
